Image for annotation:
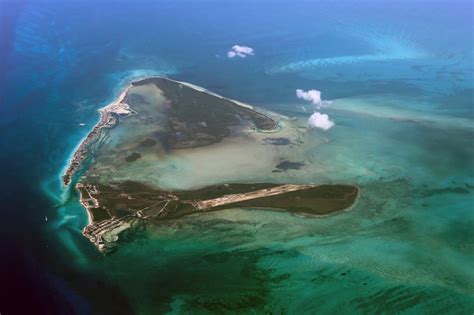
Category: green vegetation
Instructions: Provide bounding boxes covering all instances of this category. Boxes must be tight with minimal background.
[90,182,358,221]
[131,78,276,149]
[90,207,112,222]
[213,185,358,215]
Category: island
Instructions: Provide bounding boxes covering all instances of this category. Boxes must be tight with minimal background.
[63,77,359,251]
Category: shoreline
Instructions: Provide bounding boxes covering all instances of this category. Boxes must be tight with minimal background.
[62,76,279,188]
[58,72,165,189]
[77,182,359,251]
[132,76,279,129]
[62,76,353,252]
[76,183,94,227]
[168,78,254,110]
[61,84,136,187]
[61,76,281,233]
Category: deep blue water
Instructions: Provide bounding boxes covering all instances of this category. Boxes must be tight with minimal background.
[1,0,473,313]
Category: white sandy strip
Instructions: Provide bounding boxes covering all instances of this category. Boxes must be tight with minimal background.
[61,84,134,185]
[76,184,94,227]
[60,83,135,187]
[164,77,254,110]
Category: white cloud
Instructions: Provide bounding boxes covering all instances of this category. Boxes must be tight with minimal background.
[308,112,335,130]
[296,89,331,108]
[227,45,254,58]
[296,88,335,130]
[296,89,321,104]
[233,45,254,55]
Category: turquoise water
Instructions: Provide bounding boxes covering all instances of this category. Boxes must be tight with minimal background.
[1,0,473,313]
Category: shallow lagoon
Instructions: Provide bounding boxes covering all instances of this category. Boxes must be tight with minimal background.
[86,80,315,190]
[74,77,474,313]
[3,0,473,313]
